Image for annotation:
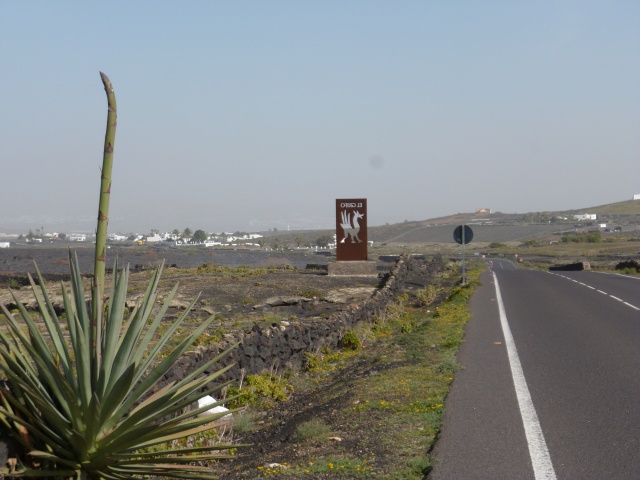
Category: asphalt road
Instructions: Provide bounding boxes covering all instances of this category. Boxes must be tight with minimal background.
[429,260,640,479]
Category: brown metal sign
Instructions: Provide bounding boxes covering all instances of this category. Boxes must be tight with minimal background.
[335,198,368,261]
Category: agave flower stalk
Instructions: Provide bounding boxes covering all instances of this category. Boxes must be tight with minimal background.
[92,72,117,365]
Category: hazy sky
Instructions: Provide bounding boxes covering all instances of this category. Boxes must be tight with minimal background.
[2,1,639,234]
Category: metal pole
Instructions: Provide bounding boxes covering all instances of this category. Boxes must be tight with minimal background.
[462,224,466,284]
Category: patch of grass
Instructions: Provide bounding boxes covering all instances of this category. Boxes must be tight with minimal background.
[232,410,259,433]
[259,456,375,477]
[294,288,323,298]
[292,418,332,442]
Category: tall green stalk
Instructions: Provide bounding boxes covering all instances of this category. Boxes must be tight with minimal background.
[93,72,117,362]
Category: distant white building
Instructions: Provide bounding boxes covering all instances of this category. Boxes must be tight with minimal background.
[0,242,10,249]
[574,214,597,221]
[634,194,640,200]
[68,234,87,242]
[145,234,163,243]
[108,233,128,241]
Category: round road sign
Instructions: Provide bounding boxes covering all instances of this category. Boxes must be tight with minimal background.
[453,225,473,245]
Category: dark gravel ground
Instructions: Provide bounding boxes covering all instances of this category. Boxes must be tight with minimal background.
[0,244,390,329]
[0,244,337,279]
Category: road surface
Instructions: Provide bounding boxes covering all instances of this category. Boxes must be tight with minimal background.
[429,259,640,479]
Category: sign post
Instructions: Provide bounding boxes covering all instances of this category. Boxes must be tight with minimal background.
[453,225,473,284]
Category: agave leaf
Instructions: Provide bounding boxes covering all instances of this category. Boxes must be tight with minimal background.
[0,314,73,420]
[96,363,136,428]
[98,378,227,456]
[96,382,179,450]
[175,342,238,388]
[0,405,70,453]
[27,450,80,468]
[115,444,238,459]
[0,376,73,440]
[83,391,103,455]
[0,335,58,411]
[68,251,90,335]
[127,295,196,390]
[1,468,79,478]
[131,421,231,451]
[4,295,55,366]
[97,262,129,397]
[28,265,73,378]
[109,464,218,480]
[59,280,88,403]
[130,282,180,369]
[66,252,93,408]
[107,316,216,424]
[113,265,163,363]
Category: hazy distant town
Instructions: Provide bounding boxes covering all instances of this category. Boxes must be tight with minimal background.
[0,227,340,251]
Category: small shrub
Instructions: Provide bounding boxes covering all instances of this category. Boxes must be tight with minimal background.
[416,285,437,307]
[340,329,361,350]
[227,373,293,409]
[615,259,640,273]
[304,351,321,371]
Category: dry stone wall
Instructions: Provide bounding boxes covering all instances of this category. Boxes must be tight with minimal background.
[162,254,445,387]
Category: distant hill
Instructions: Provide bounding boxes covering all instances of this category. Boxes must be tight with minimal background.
[562,199,640,216]
[263,199,640,246]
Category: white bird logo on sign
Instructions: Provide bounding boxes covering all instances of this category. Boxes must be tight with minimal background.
[339,210,364,244]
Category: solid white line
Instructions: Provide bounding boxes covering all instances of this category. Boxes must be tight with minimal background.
[493,273,557,480]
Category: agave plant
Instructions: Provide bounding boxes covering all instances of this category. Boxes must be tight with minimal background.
[0,254,237,478]
[0,72,239,478]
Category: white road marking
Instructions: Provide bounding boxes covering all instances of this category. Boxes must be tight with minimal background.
[554,275,640,311]
[493,273,557,480]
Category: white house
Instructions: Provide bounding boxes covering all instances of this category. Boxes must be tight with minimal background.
[574,214,597,221]
[68,234,87,242]
[0,242,10,248]
[634,194,640,200]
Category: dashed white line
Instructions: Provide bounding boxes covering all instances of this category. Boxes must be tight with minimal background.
[493,273,557,480]
[553,275,639,311]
